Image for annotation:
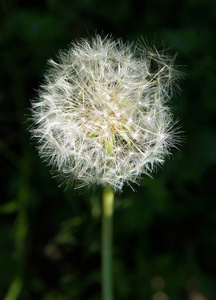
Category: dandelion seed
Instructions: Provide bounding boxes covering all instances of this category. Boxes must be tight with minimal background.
[30,35,181,191]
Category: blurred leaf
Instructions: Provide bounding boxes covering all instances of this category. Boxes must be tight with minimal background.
[0,200,18,214]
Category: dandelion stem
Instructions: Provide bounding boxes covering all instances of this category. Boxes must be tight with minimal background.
[102,185,114,300]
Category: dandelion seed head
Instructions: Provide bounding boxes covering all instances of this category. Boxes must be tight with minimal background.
[30,35,181,191]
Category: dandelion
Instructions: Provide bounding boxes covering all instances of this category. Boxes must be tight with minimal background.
[30,35,180,192]
[30,35,181,300]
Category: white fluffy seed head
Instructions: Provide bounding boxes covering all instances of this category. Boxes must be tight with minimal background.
[30,35,181,191]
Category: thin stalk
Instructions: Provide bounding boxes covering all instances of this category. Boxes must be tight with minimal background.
[102,185,114,300]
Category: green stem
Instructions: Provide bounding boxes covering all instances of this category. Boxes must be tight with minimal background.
[102,185,114,300]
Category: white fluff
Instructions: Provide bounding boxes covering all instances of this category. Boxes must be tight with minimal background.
[30,35,180,191]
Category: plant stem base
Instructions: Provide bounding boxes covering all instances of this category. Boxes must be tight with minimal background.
[102,185,114,300]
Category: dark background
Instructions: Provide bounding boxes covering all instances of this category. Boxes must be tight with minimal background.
[1,0,216,299]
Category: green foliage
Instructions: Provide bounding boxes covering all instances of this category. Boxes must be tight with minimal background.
[1,0,216,299]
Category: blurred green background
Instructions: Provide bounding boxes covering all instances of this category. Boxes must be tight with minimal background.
[1,0,216,299]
